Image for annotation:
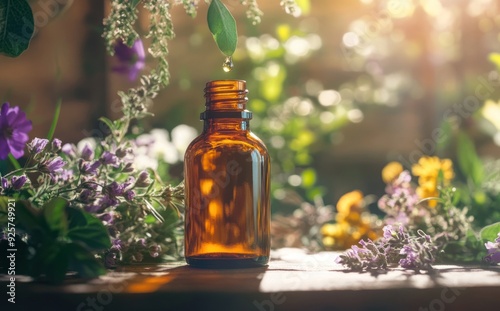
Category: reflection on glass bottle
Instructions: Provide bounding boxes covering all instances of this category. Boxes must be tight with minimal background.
[184,80,271,268]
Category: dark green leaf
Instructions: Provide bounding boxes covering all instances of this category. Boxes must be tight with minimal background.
[0,0,34,57]
[15,200,43,232]
[131,0,141,7]
[43,198,68,234]
[66,242,106,278]
[46,98,62,140]
[30,242,68,283]
[480,222,500,242]
[207,0,237,56]
[45,245,69,284]
[67,211,111,250]
[66,206,88,227]
[457,131,484,186]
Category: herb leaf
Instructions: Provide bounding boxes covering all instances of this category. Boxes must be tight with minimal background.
[207,0,238,56]
[480,222,500,242]
[67,207,111,250]
[43,197,69,235]
[0,0,34,57]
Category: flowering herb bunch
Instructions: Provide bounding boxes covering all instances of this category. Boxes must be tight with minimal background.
[0,92,185,283]
[336,142,500,271]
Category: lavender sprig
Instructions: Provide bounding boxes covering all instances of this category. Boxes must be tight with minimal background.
[337,224,438,271]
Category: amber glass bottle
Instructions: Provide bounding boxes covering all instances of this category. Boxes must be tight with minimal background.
[184,80,271,268]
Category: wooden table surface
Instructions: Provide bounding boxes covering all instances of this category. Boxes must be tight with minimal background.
[2,248,500,311]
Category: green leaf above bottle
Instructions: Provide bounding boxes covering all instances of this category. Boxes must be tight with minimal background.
[0,0,35,57]
[207,0,238,57]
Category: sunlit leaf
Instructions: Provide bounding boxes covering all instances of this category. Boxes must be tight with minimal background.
[67,208,111,250]
[480,222,500,242]
[0,0,34,57]
[207,0,237,56]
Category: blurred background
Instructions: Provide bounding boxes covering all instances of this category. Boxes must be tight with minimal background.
[1,0,500,213]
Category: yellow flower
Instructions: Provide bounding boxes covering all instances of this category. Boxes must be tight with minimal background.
[320,222,350,249]
[322,236,335,247]
[381,161,403,183]
[336,190,363,215]
[336,211,360,224]
[412,156,454,207]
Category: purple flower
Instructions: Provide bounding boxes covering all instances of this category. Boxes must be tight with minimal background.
[62,143,77,157]
[0,102,32,160]
[81,144,94,161]
[1,177,8,189]
[112,239,123,251]
[84,204,104,214]
[27,137,49,154]
[11,175,27,190]
[100,151,119,167]
[484,233,500,265]
[80,161,101,175]
[100,212,114,224]
[124,190,135,201]
[112,39,145,81]
[135,170,151,187]
[58,169,74,182]
[399,244,419,269]
[51,138,62,152]
[43,157,65,174]
[107,181,124,197]
[100,195,120,208]
[79,189,95,203]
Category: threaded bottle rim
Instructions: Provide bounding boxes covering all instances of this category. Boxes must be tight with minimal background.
[201,80,251,120]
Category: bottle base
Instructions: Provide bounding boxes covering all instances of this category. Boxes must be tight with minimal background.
[186,253,269,268]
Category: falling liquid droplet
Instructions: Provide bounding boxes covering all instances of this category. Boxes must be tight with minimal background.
[222,56,234,72]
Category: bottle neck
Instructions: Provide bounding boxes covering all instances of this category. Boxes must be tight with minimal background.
[202,80,252,133]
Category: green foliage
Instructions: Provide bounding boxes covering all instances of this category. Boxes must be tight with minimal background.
[457,131,484,186]
[0,197,110,284]
[480,222,500,242]
[0,0,34,57]
[207,0,238,56]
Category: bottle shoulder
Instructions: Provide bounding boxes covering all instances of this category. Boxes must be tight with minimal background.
[185,131,268,158]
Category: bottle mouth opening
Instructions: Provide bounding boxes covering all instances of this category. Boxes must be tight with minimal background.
[204,80,248,97]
